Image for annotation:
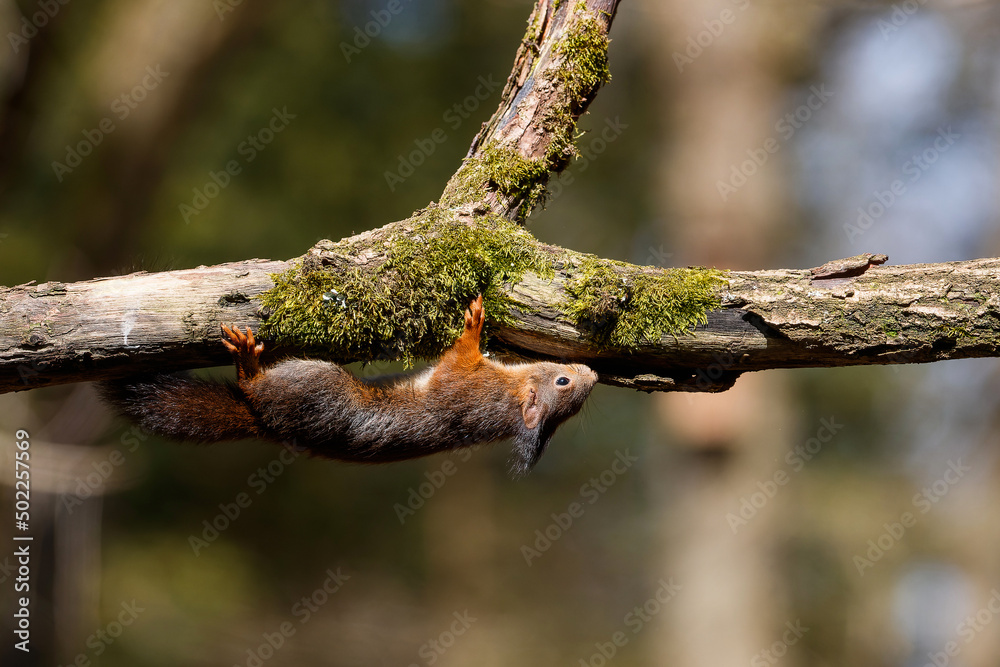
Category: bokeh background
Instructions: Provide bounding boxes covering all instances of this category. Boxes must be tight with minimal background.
[2,0,1000,665]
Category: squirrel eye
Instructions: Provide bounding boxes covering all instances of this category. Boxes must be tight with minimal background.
[556,376,571,386]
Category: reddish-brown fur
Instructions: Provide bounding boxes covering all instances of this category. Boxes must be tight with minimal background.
[102,296,597,474]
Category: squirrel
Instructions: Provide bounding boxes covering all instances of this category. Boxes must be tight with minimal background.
[101,295,598,475]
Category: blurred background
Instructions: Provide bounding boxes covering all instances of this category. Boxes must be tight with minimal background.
[1,0,1000,665]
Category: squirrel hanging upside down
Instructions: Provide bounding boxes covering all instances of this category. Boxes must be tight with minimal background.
[102,296,598,475]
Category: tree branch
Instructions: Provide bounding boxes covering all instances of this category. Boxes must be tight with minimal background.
[0,260,287,393]
[2,0,998,396]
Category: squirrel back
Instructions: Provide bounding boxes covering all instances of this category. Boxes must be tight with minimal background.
[102,296,597,475]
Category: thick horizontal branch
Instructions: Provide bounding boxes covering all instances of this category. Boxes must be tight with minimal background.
[494,257,1000,391]
[0,260,288,393]
[2,249,998,394]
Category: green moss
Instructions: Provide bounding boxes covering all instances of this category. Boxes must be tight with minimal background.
[440,142,550,212]
[942,325,972,340]
[542,106,579,171]
[553,2,611,102]
[258,207,552,364]
[564,256,728,348]
[440,3,611,216]
[522,6,544,52]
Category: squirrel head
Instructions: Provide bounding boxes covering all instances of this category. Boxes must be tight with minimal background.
[511,362,598,476]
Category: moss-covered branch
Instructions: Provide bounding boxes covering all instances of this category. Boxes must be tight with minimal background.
[257,205,725,366]
[441,0,618,220]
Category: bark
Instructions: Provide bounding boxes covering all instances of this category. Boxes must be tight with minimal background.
[0,260,288,393]
[3,250,998,394]
[1,0,998,395]
[473,256,1000,390]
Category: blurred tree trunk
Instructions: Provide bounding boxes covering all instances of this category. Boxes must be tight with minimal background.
[0,1,266,663]
[639,0,820,663]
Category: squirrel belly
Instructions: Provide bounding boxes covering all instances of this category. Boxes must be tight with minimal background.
[101,296,598,475]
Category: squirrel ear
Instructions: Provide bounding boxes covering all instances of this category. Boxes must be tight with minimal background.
[521,385,542,429]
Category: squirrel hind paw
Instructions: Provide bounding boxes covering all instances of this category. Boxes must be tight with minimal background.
[221,324,265,357]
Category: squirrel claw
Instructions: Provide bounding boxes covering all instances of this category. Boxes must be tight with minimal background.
[220,324,240,353]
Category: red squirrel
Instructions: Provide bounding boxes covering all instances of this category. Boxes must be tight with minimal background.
[102,296,597,474]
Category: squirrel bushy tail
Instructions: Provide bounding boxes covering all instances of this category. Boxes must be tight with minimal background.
[100,375,261,443]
